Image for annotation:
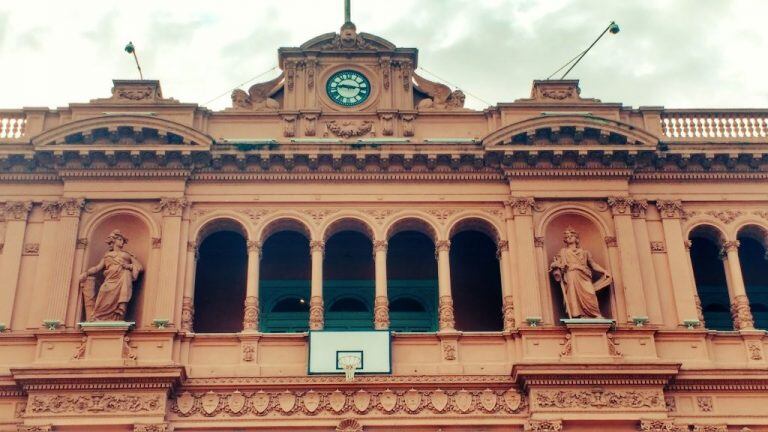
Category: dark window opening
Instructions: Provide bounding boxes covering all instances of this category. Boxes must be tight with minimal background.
[260,231,310,333]
[329,297,369,312]
[450,230,503,331]
[738,235,768,329]
[324,231,374,330]
[387,231,437,332]
[390,297,426,312]
[690,235,731,331]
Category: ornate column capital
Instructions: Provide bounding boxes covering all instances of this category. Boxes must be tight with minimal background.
[684,239,693,251]
[655,199,684,219]
[60,197,86,217]
[524,419,562,431]
[505,197,537,216]
[18,425,54,432]
[2,201,32,221]
[153,197,188,217]
[722,240,740,253]
[372,240,388,254]
[247,240,263,254]
[638,419,688,432]
[496,240,509,259]
[309,240,325,254]
[606,196,636,215]
[134,424,172,432]
[631,199,649,218]
[41,200,62,221]
[435,240,451,253]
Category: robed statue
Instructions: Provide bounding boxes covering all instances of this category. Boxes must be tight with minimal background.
[549,227,612,318]
[79,230,143,321]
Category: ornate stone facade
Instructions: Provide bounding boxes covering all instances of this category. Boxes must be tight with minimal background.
[0,11,766,432]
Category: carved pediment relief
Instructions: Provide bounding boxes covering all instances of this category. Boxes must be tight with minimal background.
[228,73,284,111]
[517,80,601,104]
[301,22,396,52]
[325,120,374,138]
[413,73,468,111]
[91,80,178,104]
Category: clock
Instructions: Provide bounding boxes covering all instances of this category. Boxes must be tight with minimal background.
[326,70,371,107]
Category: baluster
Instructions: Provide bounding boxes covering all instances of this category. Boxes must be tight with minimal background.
[11,119,19,138]
[736,115,746,138]
[703,115,713,138]
[0,118,7,139]
[670,116,680,137]
[684,117,694,138]
[758,116,767,138]
[725,115,735,138]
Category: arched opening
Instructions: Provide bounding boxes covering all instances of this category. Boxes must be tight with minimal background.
[689,226,730,330]
[738,226,768,330]
[387,230,437,332]
[449,223,503,332]
[544,213,614,322]
[193,230,247,333]
[323,230,374,330]
[260,230,311,333]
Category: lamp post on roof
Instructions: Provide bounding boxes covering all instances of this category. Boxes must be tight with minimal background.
[546,21,620,80]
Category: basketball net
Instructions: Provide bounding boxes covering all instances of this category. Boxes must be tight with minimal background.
[339,355,361,381]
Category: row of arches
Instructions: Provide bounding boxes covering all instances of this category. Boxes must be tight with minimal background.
[688,223,768,331]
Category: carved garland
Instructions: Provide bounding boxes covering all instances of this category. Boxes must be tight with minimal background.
[533,388,664,409]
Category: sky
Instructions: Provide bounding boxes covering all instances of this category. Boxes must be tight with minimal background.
[1,0,767,111]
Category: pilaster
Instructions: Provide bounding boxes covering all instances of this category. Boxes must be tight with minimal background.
[152,197,187,326]
[607,196,648,324]
[507,197,542,320]
[44,199,85,327]
[0,201,32,328]
[630,200,664,325]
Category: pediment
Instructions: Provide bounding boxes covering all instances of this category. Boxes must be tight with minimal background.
[299,30,397,52]
[31,114,213,148]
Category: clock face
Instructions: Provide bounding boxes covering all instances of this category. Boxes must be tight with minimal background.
[326,70,371,107]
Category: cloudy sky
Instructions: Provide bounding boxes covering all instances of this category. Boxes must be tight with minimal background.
[1,0,766,111]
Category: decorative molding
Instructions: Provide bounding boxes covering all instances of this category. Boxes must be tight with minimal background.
[442,341,457,361]
[604,236,618,247]
[247,240,262,255]
[154,197,188,216]
[496,240,509,259]
[2,201,32,221]
[242,344,255,362]
[134,424,171,432]
[524,420,562,432]
[722,240,740,253]
[607,196,635,215]
[41,200,62,220]
[326,120,374,139]
[748,342,763,360]
[731,294,754,330]
[336,418,363,432]
[435,240,451,254]
[310,240,325,254]
[425,208,459,222]
[303,208,339,222]
[502,295,515,331]
[76,238,88,249]
[309,296,324,330]
[665,396,676,413]
[506,197,537,216]
[29,393,162,414]
[17,426,53,432]
[691,426,727,432]
[363,209,396,224]
[181,296,194,332]
[705,210,743,224]
[372,240,388,254]
[373,296,389,330]
[559,334,572,357]
[655,200,684,219]
[696,396,713,412]
[123,337,137,361]
[639,419,687,432]
[22,243,39,256]
[534,236,545,248]
[631,199,649,218]
[438,296,455,330]
[650,241,666,253]
[533,388,664,409]
[243,296,259,331]
[71,336,87,360]
[170,387,526,417]
[151,237,162,249]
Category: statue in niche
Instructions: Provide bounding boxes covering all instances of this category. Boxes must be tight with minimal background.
[549,227,612,319]
[79,230,143,321]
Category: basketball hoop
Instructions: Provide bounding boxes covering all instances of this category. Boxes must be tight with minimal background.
[338,355,361,381]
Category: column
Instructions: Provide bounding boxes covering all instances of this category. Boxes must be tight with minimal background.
[44,198,85,326]
[607,197,648,323]
[723,240,755,330]
[373,240,389,330]
[65,237,88,327]
[508,197,543,320]
[0,201,32,327]
[243,240,262,331]
[435,239,455,331]
[309,240,325,330]
[656,200,700,325]
[180,241,198,332]
[630,200,664,325]
[497,240,515,331]
[683,240,705,324]
[153,197,187,325]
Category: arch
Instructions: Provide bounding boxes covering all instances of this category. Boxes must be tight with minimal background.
[536,203,613,239]
[256,213,315,243]
[262,293,310,333]
[685,221,728,245]
[387,229,438,332]
[688,225,731,331]
[385,215,439,243]
[259,229,311,333]
[31,114,214,147]
[735,223,768,247]
[321,214,377,242]
[542,209,615,322]
[481,114,659,148]
[80,203,160,240]
[191,212,253,244]
[736,224,768,330]
[446,214,504,244]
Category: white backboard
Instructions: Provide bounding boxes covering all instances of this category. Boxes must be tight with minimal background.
[308,330,391,374]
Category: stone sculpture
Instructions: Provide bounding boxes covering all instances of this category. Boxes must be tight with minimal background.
[229,73,283,111]
[549,227,612,318]
[413,72,466,110]
[79,230,143,321]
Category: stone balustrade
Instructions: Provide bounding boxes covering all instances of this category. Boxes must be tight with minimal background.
[0,111,26,140]
[661,109,768,140]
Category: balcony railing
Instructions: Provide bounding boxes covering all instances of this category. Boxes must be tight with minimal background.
[0,112,26,140]
[661,110,768,141]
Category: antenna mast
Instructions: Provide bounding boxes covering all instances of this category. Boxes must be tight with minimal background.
[344,0,351,23]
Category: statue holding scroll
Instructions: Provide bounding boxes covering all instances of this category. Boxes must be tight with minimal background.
[79,230,143,321]
[549,227,612,319]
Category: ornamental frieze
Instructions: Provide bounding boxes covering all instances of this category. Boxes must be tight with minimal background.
[28,393,163,415]
[170,388,526,418]
[533,388,664,410]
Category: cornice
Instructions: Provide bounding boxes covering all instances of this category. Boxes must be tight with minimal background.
[632,171,768,181]
[512,362,681,390]
[182,374,515,390]
[191,171,506,182]
[10,366,186,392]
[58,169,191,179]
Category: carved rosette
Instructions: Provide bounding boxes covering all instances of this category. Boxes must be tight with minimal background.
[3,201,32,221]
[655,200,684,219]
[374,296,389,330]
[604,236,618,248]
[607,196,635,215]
[506,197,536,216]
[181,296,194,332]
[154,197,188,217]
[502,296,515,331]
[525,420,563,432]
[438,296,455,331]
[534,236,545,248]
[243,296,260,331]
[731,294,755,330]
[309,296,324,330]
